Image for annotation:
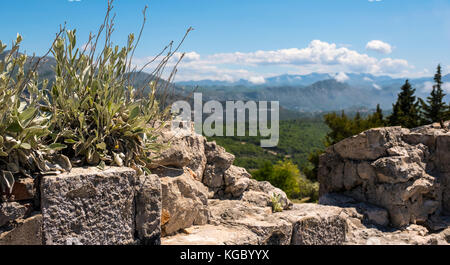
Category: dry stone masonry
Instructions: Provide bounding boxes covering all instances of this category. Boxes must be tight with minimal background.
[1,122,450,245]
[319,122,450,230]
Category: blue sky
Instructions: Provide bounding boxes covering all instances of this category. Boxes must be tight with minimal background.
[1,0,450,83]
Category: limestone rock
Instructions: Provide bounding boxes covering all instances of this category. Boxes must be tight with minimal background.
[0,202,28,227]
[223,165,252,198]
[150,126,207,181]
[0,214,42,245]
[160,168,210,236]
[344,223,448,245]
[319,193,389,227]
[202,141,235,189]
[11,177,35,201]
[41,167,136,245]
[277,204,347,245]
[208,200,292,245]
[162,224,259,245]
[135,174,161,245]
[319,123,449,228]
[244,180,292,210]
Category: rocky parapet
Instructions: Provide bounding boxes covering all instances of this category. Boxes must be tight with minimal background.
[318,122,450,229]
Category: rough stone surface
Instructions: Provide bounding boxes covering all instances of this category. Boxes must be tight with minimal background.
[209,199,292,245]
[0,202,29,227]
[276,204,347,245]
[162,224,259,245]
[7,121,443,245]
[41,167,136,245]
[202,141,235,190]
[319,193,389,227]
[149,125,207,181]
[159,168,210,236]
[319,123,450,228]
[135,174,161,245]
[159,121,450,245]
[11,177,35,201]
[223,165,252,198]
[243,180,292,210]
[151,125,292,239]
[0,214,42,245]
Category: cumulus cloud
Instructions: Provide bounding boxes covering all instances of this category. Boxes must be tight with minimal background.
[248,76,266,84]
[366,40,393,54]
[334,72,349,82]
[422,81,434,92]
[444,83,450,93]
[134,40,413,83]
[422,81,450,93]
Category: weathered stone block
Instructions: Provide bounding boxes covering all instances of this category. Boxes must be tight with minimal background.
[0,202,28,227]
[135,174,161,245]
[160,168,210,236]
[11,177,35,201]
[319,124,447,228]
[41,167,136,245]
[0,214,42,245]
[279,204,347,245]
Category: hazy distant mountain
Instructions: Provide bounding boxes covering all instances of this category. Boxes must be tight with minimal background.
[176,73,334,87]
[0,50,57,81]
[177,72,450,112]
[3,51,449,113]
[193,79,386,112]
[177,72,450,89]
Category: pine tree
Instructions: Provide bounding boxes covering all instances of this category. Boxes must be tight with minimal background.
[420,64,448,124]
[387,80,421,128]
[367,104,385,127]
[353,112,362,135]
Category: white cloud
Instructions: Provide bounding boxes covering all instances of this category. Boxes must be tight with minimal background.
[334,72,349,82]
[248,76,266,84]
[366,40,393,54]
[134,39,413,83]
[443,83,450,93]
[422,81,450,93]
[364,77,374,82]
[422,81,434,92]
[373,84,382,90]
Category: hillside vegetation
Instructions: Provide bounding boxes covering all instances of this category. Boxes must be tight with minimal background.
[0,1,183,199]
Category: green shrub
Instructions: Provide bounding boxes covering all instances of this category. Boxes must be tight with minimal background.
[252,159,319,202]
[253,160,300,198]
[295,177,319,202]
[0,35,61,197]
[270,193,283,213]
[39,3,184,176]
[1,1,187,200]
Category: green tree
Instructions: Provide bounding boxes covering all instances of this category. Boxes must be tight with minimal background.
[252,159,318,201]
[323,111,354,146]
[353,112,362,135]
[420,64,448,124]
[253,160,300,198]
[367,104,385,128]
[302,149,323,182]
[387,80,421,128]
[306,105,386,182]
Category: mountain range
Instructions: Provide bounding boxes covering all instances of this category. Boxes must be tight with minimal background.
[2,51,449,113]
[176,73,450,112]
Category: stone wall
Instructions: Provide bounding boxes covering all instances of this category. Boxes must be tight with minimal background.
[318,122,450,229]
[1,167,161,245]
[2,123,450,245]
